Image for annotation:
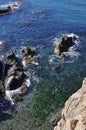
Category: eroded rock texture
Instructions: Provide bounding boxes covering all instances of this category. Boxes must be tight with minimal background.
[54,78,86,130]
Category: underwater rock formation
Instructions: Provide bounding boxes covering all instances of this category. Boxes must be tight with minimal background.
[21,46,39,67]
[54,78,86,130]
[54,34,78,56]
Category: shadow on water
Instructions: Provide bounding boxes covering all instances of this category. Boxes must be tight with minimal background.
[0,97,13,122]
[0,112,12,122]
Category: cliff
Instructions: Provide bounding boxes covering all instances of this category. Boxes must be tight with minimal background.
[54,78,86,130]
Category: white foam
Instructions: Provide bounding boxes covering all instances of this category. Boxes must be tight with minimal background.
[5,79,30,105]
[67,33,79,39]
[53,33,80,63]
[0,1,20,10]
[22,60,27,68]
[25,79,30,87]
[0,40,5,45]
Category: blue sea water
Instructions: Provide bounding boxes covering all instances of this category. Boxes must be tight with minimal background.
[0,0,86,53]
[0,0,86,129]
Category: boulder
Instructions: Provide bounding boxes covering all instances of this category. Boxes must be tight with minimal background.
[4,50,26,90]
[0,61,3,79]
[21,47,38,67]
[50,111,61,126]
[54,78,86,130]
[0,2,19,15]
[21,47,36,58]
[54,34,78,56]
[0,6,12,15]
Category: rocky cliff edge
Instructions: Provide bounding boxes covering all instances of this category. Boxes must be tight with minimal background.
[54,78,86,130]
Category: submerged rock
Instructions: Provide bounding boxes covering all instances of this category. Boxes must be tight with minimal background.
[54,34,78,56]
[54,78,86,130]
[50,111,62,126]
[21,46,39,67]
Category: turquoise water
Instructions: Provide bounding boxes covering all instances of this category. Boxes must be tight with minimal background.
[0,0,86,130]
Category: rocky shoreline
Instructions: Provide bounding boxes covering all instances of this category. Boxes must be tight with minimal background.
[52,78,86,130]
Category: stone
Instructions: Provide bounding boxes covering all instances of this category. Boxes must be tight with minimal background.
[4,50,26,90]
[53,78,86,130]
[0,6,12,15]
[50,111,62,126]
[54,34,78,56]
[0,2,19,15]
[0,61,3,80]
[52,64,62,73]
[21,47,36,58]
[21,47,39,67]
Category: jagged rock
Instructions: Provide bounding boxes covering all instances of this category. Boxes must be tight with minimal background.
[21,47,38,67]
[54,78,86,130]
[50,111,61,126]
[52,64,64,73]
[0,6,12,14]
[0,2,19,15]
[4,50,26,90]
[0,61,3,79]
[21,47,36,58]
[54,34,78,56]
[0,81,4,96]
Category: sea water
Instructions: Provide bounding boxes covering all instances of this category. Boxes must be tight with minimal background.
[0,0,86,130]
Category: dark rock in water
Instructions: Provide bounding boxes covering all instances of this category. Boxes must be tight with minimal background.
[21,47,36,58]
[0,2,19,15]
[0,6,12,15]
[0,81,4,96]
[22,47,39,67]
[52,64,62,73]
[50,111,61,126]
[0,61,3,79]
[59,36,74,53]
[54,34,78,56]
[5,50,26,90]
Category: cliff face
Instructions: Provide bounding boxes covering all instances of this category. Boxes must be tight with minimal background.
[54,78,86,130]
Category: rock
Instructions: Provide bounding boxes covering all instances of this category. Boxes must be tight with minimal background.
[50,111,62,126]
[0,61,3,79]
[0,6,12,15]
[52,64,63,73]
[0,2,19,15]
[0,81,4,96]
[21,47,38,67]
[21,47,36,58]
[4,50,26,90]
[54,78,86,130]
[54,34,78,56]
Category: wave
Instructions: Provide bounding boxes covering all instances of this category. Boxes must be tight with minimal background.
[5,78,30,105]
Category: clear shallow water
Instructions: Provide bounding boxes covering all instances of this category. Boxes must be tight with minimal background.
[0,0,86,130]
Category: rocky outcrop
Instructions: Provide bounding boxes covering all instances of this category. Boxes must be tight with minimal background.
[54,34,78,56]
[21,47,38,67]
[0,2,19,15]
[54,78,86,130]
[4,50,26,90]
[0,61,3,79]
[0,50,31,105]
[4,50,29,104]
